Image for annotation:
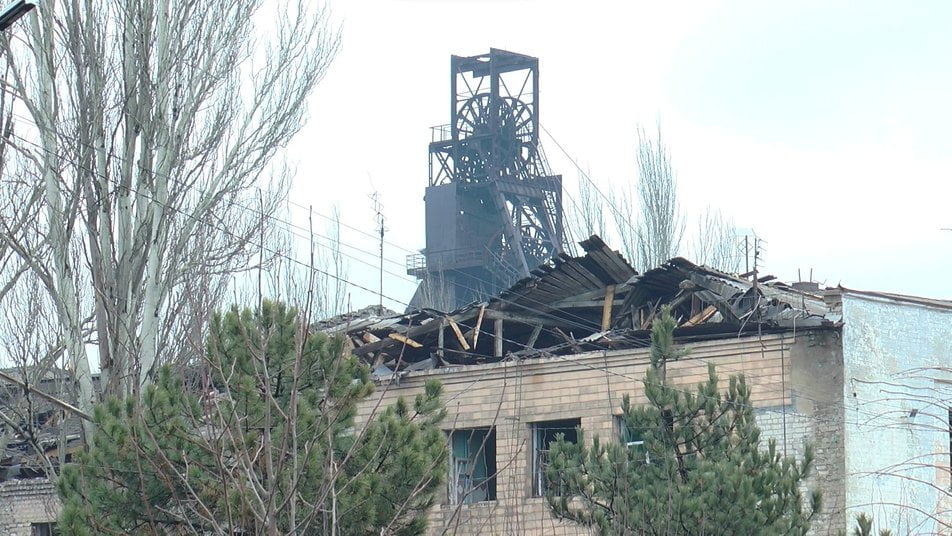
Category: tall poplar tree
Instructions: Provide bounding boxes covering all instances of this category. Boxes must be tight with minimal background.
[545,307,821,535]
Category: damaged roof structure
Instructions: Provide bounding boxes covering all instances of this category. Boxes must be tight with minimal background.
[332,235,843,375]
[0,234,848,481]
[0,367,87,482]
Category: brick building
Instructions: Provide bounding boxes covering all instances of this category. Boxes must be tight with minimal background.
[339,238,951,535]
[0,479,60,535]
[3,237,950,534]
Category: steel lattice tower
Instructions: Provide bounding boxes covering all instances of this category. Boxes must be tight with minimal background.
[408,49,565,309]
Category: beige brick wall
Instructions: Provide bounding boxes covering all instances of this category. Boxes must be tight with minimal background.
[0,331,847,535]
[0,478,61,536]
[357,330,847,535]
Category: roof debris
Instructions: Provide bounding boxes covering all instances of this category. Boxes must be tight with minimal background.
[337,235,843,373]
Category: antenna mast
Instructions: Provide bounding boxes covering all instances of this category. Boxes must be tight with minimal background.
[371,192,386,314]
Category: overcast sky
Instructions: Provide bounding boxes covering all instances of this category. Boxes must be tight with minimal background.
[283,0,952,312]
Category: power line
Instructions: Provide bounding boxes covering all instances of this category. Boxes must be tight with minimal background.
[0,102,864,430]
[2,105,618,334]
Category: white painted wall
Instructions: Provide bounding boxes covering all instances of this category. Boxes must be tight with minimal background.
[841,293,952,535]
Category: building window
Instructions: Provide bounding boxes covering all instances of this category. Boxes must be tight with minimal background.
[617,415,650,464]
[532,418,580,497]
[31,523,58,536]
[448,427,497,504]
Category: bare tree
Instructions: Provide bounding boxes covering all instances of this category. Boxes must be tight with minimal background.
[569,124,743,274]
[568,123,683,271]
[632,124,684,271]
[568,168,606,248]
[607,180,638,266]
[692,206,741,273]
[0,0,340,436]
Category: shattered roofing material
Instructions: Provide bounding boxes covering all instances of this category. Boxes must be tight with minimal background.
[341,236,842,374]
[491,235,636,313]
[615,257,835,331]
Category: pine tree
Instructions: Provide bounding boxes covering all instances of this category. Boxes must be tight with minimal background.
[545,306,821,535]
[841,513,893,536]
[56,300,447,535]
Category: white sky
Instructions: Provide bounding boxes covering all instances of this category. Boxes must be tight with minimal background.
[283,0,952,312]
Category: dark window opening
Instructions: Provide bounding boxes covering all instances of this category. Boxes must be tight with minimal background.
[532,418,580,497]
[31,523,58,536]
[448,427,497,504]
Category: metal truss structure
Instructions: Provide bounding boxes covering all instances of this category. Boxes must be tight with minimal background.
[408,49,566,309]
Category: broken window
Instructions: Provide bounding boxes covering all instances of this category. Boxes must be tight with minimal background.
[448,427,496,504]
[532,418,580,497]
[617,415,650,464]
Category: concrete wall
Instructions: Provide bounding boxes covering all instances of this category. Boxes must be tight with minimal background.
[0,478,60,536]
[842,294,952,536]
[357,330,844,535]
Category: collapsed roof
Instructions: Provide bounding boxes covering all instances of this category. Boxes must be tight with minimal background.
[0,367,86,481]
[335,236,842,375]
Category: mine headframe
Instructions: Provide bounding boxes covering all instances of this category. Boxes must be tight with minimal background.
[409,49,566,309]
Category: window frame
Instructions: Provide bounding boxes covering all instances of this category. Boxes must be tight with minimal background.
[616,415,650,465]
[447,427,497,505]
[531,418,581,497]
[31,523,58,536]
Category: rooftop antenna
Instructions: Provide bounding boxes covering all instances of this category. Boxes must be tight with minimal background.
[737,228,764,278]
[370,191,387,315]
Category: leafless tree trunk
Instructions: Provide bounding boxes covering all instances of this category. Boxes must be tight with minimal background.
[0,0,340,432]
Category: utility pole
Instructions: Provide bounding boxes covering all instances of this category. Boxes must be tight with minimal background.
[0,0,34,31]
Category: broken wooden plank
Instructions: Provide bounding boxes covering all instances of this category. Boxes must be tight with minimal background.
[601,285,616,331]
[446,316,470,351]
[494,318,504,357]
[683,304,717,327]
[471,305,486,347]
[362,332,381,344]
[526,324,543,349]
[553,327,582,353]
[353,309,480,356]
[388,333,422,348]
[437,319,445,359]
